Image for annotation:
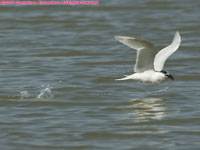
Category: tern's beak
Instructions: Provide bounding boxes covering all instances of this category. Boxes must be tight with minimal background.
[167,74,174,80]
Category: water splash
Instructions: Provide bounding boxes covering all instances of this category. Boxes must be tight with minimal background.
[20,90,31,99]
[153,87,169,93]
[136,81,170,95]
[37,84,54,100]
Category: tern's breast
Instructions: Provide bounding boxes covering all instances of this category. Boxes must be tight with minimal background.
[137,70,166,84]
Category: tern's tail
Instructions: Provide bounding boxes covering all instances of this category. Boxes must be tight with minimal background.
[115,74,134,81]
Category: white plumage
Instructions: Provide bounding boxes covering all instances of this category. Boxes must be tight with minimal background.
[115,31,181,84]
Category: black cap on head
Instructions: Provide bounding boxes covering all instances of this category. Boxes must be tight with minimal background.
[161,70,174,80]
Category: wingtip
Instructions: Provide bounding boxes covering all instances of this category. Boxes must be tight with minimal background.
[174,31,181,42]
[114,35,136,41]
[114,35,120,40]
[176,30,181,36]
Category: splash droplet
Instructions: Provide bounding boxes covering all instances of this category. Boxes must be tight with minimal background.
[20,91,30,99]
[37,84,54,100]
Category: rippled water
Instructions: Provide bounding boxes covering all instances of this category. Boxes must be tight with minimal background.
[0,0,200,149]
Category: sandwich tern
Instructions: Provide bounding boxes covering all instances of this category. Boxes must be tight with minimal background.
[115,31,181,84]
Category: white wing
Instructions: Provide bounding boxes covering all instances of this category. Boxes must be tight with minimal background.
[115,36,158,72]
[154,31,181,71]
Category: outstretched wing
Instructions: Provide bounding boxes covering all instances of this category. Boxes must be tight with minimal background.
[154,31,181,71]
[115,36,158,72]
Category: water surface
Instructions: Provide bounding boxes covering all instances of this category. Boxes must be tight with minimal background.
[0,0,200,149]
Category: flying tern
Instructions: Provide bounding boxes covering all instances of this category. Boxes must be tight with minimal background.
[115,31,181,84]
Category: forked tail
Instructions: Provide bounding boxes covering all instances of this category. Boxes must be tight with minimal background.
[115,74,134,81]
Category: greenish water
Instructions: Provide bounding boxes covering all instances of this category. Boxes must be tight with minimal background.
[0,0,200,149]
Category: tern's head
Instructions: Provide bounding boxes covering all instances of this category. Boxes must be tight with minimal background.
[161,70,174,80]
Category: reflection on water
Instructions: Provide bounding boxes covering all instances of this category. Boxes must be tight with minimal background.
[130,98,166,122]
